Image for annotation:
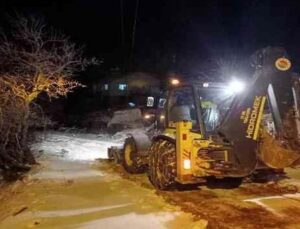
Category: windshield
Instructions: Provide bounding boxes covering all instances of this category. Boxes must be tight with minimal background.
[167,85,234,133]
[168,86,199,130]
[197,87,234,132]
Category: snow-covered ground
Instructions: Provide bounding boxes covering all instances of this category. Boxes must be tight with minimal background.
[31,131,123,161]
[31,129,149,161]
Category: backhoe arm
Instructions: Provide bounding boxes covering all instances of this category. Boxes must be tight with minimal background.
[217,47,300,175]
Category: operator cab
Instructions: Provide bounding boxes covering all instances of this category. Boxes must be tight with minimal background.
[166,82,235,137]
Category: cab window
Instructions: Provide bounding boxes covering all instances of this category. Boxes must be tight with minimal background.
[197,87,233,133]
[168,87,199,130]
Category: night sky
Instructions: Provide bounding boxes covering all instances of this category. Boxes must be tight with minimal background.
[1,0,300,79]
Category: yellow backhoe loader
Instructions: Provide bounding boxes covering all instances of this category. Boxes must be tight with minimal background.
[108,47,300,190]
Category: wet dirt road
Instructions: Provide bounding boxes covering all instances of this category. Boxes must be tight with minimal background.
[0,157,200,229]
[1,131,300,229]
[102,162,300,229]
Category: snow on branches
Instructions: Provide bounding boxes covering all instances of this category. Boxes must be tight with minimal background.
[0,15,97,102]
[0,15,96,178]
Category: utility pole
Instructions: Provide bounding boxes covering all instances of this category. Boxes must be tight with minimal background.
[120,0,125,72]
[129,0,139,71]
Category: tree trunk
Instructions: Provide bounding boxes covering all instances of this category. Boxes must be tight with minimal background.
[21,103,36,165]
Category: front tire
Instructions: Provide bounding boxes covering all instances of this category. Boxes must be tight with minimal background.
[122,137,146,174]
[148,139,177,190]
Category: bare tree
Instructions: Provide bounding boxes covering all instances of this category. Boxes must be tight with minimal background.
[0,16,96,179]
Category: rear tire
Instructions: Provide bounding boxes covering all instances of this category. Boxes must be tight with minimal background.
[148,139,177,190]
[122,137,146,174]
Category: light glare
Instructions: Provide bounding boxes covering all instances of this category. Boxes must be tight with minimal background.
[144,114,151,119]
[171,79,180,85]
[203,82,209,88]
[227,80,245,94]
[183,159,191,170]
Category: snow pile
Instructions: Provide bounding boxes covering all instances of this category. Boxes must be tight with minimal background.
[108,108,143,126]
[31,131,122,161]
[108,108,144,133]
[111,128,149,141]
[81,111,111,133]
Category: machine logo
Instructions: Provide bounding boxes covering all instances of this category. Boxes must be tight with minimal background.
[275,57,291,71]
[240,96,266,140]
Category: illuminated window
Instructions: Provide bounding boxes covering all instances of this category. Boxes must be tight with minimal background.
[119,84,127,90]
[147,97,154,107]
[104,84,108,90]
[158,98,166,108]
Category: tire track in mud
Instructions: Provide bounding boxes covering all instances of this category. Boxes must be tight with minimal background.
[156,189,287,229]
[99,160,300,229]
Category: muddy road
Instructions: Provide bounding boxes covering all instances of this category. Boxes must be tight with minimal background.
[102,162,300,229]
[1,132,300,229]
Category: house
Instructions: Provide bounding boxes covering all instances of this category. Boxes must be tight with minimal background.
[92,71,164,109]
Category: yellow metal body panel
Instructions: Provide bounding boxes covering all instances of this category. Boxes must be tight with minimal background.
[163,128,176,139]
[175,122,193,179]
[162,122,228,183]
[164,127,203,140]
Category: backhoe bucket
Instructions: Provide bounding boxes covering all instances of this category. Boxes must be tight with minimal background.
[259,75,300,169]
[259,130,300,168]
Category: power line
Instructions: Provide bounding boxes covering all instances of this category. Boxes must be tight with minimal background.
[120,0,125,72]
[129,0,139,70]
[120,0,125,46]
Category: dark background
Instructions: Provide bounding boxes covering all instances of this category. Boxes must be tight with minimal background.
[1,0,300,125]
[1,0,300,76]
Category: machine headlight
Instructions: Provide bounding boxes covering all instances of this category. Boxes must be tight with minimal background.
[144,114,151,119]
[171,78,180,85]
[183,159,191,170]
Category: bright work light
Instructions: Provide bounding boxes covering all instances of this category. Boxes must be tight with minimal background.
[203,82,209,88]
[227,79,245,94]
